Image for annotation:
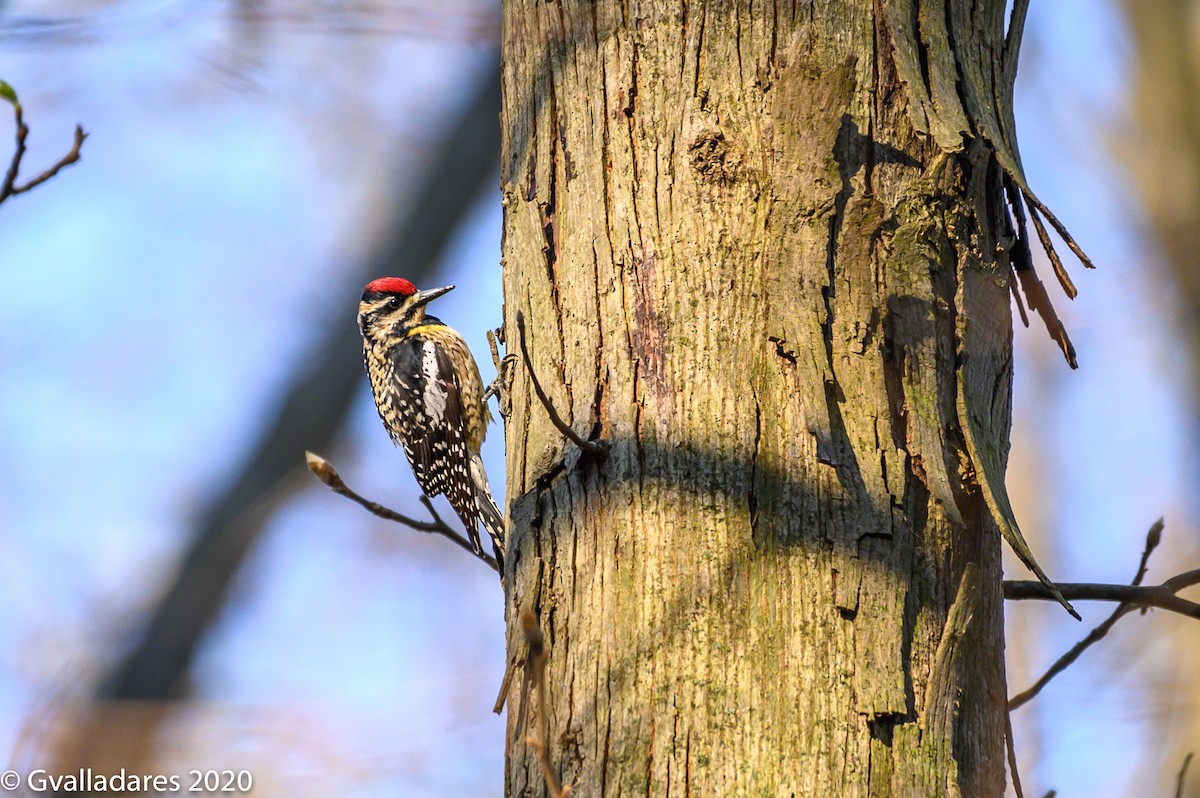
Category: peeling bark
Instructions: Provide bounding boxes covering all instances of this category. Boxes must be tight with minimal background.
[500,1,1034,794]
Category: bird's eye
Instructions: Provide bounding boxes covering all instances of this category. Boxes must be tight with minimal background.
[389,297,402,308]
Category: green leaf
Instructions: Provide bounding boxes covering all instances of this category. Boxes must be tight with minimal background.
[0,80,17,106]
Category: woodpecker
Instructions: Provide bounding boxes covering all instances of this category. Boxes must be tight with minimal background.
[358,277,505,569]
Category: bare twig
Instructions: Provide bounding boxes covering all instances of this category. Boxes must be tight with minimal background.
[1026,203,1078,299]
[305,451,499,572]
[1009,519,1165,710]
[1176,752,1194,798]
[485,332,500,396]
[1005,178,1077,368]
[1132,518,1165,584]
[487,328,504,376]
[521,607,569,798]
[484,327,516,422]
[1018,185,1097,271]
[493,657,518,715]
[1003,571,1200,618]
[514,310,606,459]
[1008,265,1030,328]
[0,82,86,205]
[1005,704,1025,798]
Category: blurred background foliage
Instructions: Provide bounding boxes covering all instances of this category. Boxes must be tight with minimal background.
[0,1,1197,795]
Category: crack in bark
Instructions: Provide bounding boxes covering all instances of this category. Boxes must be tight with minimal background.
[597,58,622,277]
[940,0,979,141]
[526,100,539,202]
[591,243,608,441]
[749,391,763,544]
[665,707,677,798]
[734,3,745,86]
[627,125,644,244]
[767,0,778,79]
[652,140,662,236]
[543,84,576,424]
[627,26,640,119]
[684,729,692,798]
[644,710,656,798]
[877,419,894,508]
[600,680,612,798]
[912,1,931,100]
[880,310,908,453]
[679,0,689,80]
[633,359,647,485]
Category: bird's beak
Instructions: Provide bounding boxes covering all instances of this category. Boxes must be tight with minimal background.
[412,284,454,307]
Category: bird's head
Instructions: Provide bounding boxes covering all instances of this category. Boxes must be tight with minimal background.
[358,277,454,337]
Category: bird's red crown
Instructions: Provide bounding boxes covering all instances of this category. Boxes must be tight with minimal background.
[365,277,418,296]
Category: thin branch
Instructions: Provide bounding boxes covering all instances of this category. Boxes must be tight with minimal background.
[1005,177,1077,368]
[0,85,87,205]
[1008,265,1030,328]
[1008,519,1164,710]
[1026,203,1077,299]
[484,327,517,424]
[1013,266,1078,368]
[1004,571,1200,619]
[488,326,505,373]
[1019,185,1098,271]
[521,608,569,798]
[1005,705,1025,798]
[305,451,499,573]
[0,103,25,199]
[493,657,518,715]
[1176,752,1194,798]
[485,329,503,400]
[1132,518,1164,584]
[514,310,607,459]
[9,124,86,197]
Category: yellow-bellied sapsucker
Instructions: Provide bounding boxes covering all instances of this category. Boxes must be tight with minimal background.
[358,277,505,568]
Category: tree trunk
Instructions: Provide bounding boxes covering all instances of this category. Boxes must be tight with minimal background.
[501,1,1033,794]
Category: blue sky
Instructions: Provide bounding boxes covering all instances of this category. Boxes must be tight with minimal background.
[0,1,1194,795]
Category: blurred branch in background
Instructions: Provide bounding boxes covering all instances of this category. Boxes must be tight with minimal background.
[1124,0,1200,423]
[1178,753,1195,798]
[1122,4,1200,793]
[48,62,501,777]
[0,80,86,206]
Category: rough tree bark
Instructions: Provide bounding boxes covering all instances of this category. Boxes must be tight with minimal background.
[500,1,1057,794]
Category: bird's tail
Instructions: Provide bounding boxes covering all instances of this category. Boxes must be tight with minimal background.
[469,453,506,571]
